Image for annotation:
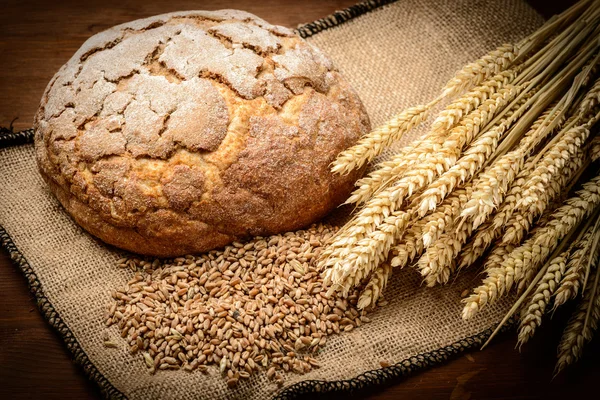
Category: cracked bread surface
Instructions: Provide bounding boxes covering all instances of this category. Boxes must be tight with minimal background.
[34,9,370,257]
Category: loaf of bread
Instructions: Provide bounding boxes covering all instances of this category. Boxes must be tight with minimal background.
[34,10,370,256]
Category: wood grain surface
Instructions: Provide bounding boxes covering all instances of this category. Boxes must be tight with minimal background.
[1,0,598,399]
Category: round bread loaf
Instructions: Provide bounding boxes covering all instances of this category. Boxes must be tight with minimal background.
[34,10,370,257]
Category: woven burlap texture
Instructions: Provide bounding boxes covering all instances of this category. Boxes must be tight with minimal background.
[0,1,543,398]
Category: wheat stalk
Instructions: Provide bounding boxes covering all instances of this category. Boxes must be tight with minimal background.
[502,150,585,246]
[357,262,392,309]
[331,103,434,175]
[432,70,519,133]
[517,123,592,211]
[463,172,600,319]
[458,103,558,231]
[555,267,600,375]
[441,44,518,98]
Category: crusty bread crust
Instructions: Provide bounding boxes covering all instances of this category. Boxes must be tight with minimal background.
[34,10,370,256]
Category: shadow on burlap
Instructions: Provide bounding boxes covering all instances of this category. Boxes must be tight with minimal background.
[0,1,542,398]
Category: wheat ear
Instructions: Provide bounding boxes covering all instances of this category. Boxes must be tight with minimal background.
[388,86,520,220]
[462,243,515,320]
[389,185,470,268]
[323,211,411,296]
[416,86,526,217]
[554,267,600,376]
[416,186,473,283]
[432,69,519,133]
[457,161,535,270]
[590,135,600,162]
[554,228,600,308]
[502,150,585,246]
[517,124,592,211]
[331,102,434,175]
[505,175,600,295]
[347,72,521,206]
[357,262,392,310]
[463,173,600,319]
[441,44,518,98]
[459,102,559,231]
[345,135,430,206]
[517,249,570,346]
[578,76,600,117]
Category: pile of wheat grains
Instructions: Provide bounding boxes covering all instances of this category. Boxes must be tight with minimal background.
[104,223,375,387]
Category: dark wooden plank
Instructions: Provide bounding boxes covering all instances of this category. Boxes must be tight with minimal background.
[1,0,597,399]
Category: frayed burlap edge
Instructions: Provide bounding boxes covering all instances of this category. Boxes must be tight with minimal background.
[295,0,398,38]
[0,0,520,397]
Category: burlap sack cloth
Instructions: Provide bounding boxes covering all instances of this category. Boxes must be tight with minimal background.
[0,0,543,398]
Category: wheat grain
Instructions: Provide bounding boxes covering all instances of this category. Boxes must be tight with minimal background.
[106,223,369,385]
[554,229,600,308]
[357,262,392,309]
[517,249,570,346]
[331,103,433,175]
[555,268,600,375]
[441,44,518,98]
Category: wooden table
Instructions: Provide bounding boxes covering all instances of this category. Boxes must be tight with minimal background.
[1,0,598,398]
